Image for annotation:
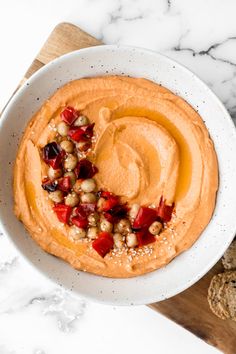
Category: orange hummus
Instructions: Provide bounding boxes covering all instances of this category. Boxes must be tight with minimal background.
[14,76,218,277]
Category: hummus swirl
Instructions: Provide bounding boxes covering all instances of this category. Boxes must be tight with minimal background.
[14,76,218,277]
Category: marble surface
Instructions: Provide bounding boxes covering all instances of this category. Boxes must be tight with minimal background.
[1,0,236,353]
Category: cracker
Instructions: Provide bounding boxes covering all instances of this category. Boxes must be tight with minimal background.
[222,240,236,270]
[208,271,236,321]
[220,273,236,321]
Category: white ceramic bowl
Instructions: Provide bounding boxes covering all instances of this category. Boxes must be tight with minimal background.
[0,45,236,305]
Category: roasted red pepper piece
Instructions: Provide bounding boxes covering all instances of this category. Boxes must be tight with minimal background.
[99,191,128,221]
[92,232,114,257]
[101,196,120,211]
[133,207,157,229]
[103,212,114,223]
[58,176,71,192]
[74,159,98,179]
[99,191,114,198]
[136,230,156,247]
[79,203,97,214]
[71,216,88,229]
[71,205,89,228]
[41,178,57,192]
[103,204,129,223]
[60,106,78,125]
[42,142,65,169]
[52,204,72,224]
[81,123,95,138]
[74,205,87,219]
[98,191,120,211]
[68,127,85,142]
[68,123,95,142]
[156,197,174,223]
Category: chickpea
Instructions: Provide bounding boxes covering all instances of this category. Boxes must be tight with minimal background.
[87,227,98,240]
[113,233,124,249]
[74,115,89,127]
[65,192,80,207]
[73,179,82,194]
[49,190,64,203]
[148,221,162,235]
[115,219,131,235]
[129,203,140,220]
[97,197,105,211]
[81,178,96,193]
[64,171,76,186]
[69,225,86,240]
[80,193,96,203]
[126,233,138,248]
[48,166,62,180]
[88,212,99,226]
[64,154,78,170]
[60,140,74,153]
[57,121,69,137]
[100,218,113,233]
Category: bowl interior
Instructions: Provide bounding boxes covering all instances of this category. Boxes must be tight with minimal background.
[0,45,236,305]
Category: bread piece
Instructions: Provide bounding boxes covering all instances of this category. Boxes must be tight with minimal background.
[208,271,236,321]
[222,240,236,270]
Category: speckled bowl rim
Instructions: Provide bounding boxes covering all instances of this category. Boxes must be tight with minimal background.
[0,44,236,305]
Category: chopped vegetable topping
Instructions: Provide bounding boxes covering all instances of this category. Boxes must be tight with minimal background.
[42,179,58,192]
[42,142,65,169]
[133,207,157,229]
[71,216,88,229]
[92,232,114,257]
[52,204,72,224]
[58,176,71,192]
[74,159,98,179]
[68,123,95,142]
[136,230,156,247]
[60,106,79,125]
[156,197,174,223]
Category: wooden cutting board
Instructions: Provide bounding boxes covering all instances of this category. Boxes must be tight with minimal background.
[6,22,236,353]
